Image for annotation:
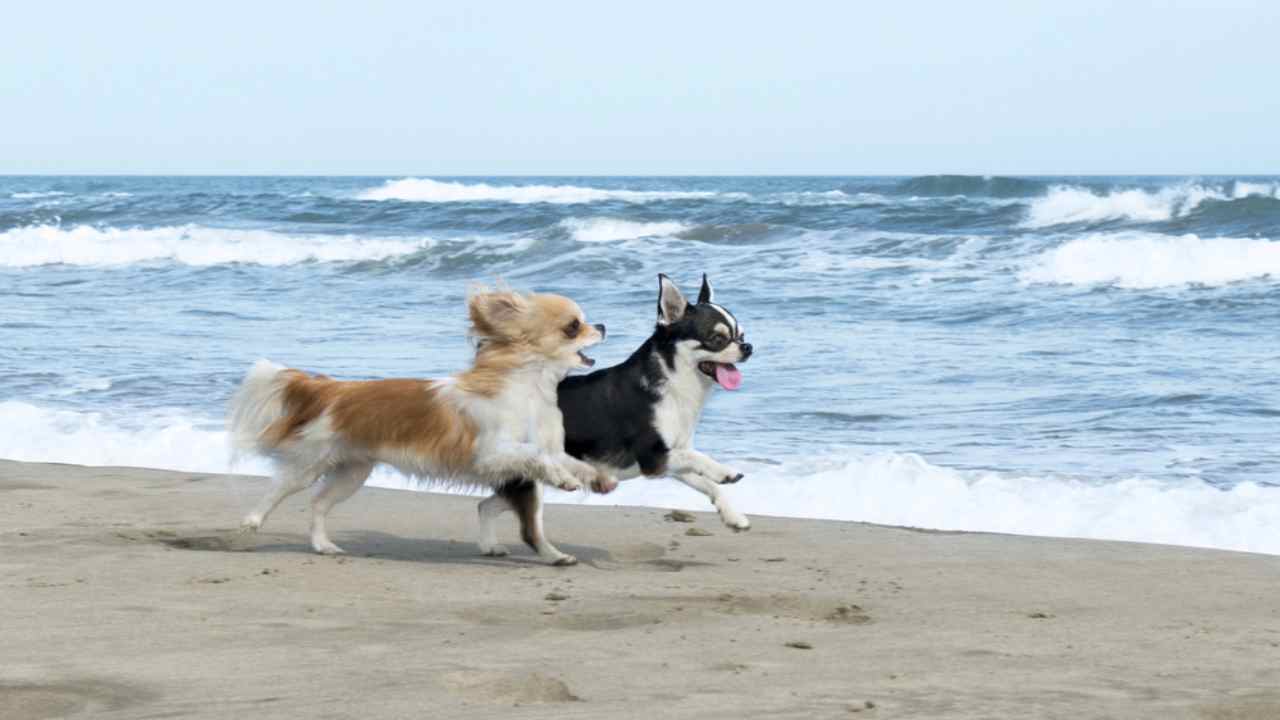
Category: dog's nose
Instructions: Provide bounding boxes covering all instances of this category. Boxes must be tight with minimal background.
[593,323,607,340]
[740,342,753,359]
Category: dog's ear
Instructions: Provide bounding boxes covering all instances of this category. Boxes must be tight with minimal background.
[697,273,714,304]
[657,274,688,325]
[469,287,530,340]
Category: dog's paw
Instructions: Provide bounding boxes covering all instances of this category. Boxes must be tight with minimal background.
[720,472,745,485]
[481,544,510,557]
[723,512,751,532]
[570,461,598,486]
[548,466,583,492]
[591,471,619,494]
[238,515,262,533]
[311,538,346,555]
[551,553,579,567]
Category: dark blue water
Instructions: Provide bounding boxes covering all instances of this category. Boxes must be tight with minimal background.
[3,175,1279,552]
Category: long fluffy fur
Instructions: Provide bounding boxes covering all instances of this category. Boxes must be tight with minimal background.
[228,288,608,564]
[228,358,291,462]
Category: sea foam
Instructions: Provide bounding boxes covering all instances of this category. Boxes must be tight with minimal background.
[357,178,882,206]
[1021,182,1280,228]
[559,217,693,243]
[584,452,1280,556]
[358,178,720,204]
[1022,185,1229,227]
[1020,232,1280,288]
[10,191,71,199]
[4,401,1279,556]
[0,225,435,267]
[1231,181,1280,199]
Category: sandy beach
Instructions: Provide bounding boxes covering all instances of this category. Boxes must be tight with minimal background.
[2,459,1278,719]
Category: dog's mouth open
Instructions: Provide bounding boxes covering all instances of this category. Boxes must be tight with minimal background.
[578,350,596,367]
[698,361,742,390]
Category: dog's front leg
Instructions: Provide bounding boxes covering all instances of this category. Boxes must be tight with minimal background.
[671,470,751,531]
[555,453,613,492]
[667,448,744,486]
[667,449,749,531]
[476,446,585,492]
[560,454,618,493]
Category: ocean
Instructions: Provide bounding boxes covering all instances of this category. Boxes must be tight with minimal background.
[3,175,1279,554]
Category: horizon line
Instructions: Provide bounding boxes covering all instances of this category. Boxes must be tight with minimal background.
[3,172,1278,178]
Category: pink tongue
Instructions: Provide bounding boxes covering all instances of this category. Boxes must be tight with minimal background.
[714,364,743,390]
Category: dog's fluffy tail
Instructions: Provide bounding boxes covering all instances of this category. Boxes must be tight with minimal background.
[227,359,291,463]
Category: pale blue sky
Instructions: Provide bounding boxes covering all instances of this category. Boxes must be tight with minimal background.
[3,1,1276,175]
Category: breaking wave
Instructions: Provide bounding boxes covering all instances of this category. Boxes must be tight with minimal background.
[358,178,720,204]
[559,217,693,243]
[586,452,1280,556]
[0,224,437,267]
[1019,232,1280,288]
[356,178,871,206]
[9,191,72,199]
[5,401,1279,556]
[1023,182,1280,228]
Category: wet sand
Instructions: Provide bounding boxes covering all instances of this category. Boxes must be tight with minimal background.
[2,459,1278,719]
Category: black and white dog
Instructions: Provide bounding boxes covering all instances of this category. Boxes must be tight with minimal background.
[477,274,754,563]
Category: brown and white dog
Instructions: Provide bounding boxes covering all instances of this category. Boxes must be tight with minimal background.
[228,286,612,565]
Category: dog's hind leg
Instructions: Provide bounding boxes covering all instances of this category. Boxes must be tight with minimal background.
[477,491,513,557]
[308,462,373,555]
[240,462,326,534]
[673,470,751,532]
[501,480,577,566]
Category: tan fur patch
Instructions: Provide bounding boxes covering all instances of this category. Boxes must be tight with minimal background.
[526,294,591,355]
[469,289,587,348]
[468,289,531,343]
[459,289,599,397]
[456,345,524,398]
[263,370,335,446]
[266,373,477,474]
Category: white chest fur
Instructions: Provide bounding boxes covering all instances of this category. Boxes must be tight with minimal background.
[462,366,567,454]
[653,344,713,451]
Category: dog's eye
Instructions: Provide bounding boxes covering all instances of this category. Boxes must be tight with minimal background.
[564,318,581,338]
[707,332,728,349]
